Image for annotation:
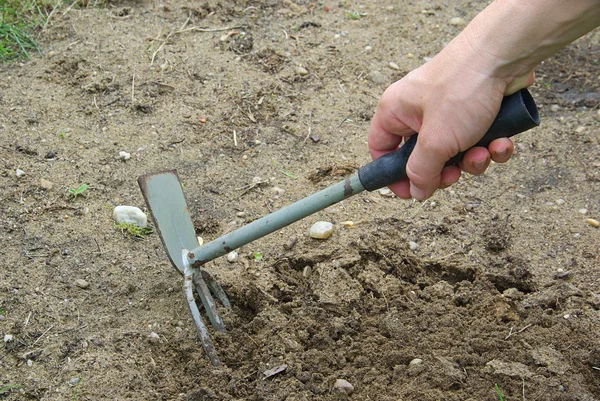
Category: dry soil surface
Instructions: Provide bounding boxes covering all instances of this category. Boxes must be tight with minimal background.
[1,1,600,400]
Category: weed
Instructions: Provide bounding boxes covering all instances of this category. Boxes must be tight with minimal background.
[0,383,23,395]
[495,383,505,401]
[71,378,81,400]
[251,251,263,261]
[115,222,153,238]
[279,169,297,179]
[68,183,87,199]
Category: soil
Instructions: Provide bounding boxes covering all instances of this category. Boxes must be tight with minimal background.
[1,1,600,400]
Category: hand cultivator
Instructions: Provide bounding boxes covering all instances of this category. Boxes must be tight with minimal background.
[138,89,540,365]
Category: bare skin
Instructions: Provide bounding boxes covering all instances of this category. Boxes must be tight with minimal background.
[368,0,600,200]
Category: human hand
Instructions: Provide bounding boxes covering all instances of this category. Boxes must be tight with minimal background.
[368,35,534,200]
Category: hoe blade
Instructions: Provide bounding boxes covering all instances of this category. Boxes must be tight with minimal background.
[138,170,197,274]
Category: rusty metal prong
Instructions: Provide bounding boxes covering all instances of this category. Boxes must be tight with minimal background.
[193,271,226,332]
[201,270,232,309]
[183,264,220,366]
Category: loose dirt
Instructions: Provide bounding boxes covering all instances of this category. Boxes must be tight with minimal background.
[1,1,600,400]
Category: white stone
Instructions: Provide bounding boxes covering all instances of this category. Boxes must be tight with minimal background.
[379,187,393,197]
[409,241,418,251]
[333,379,354,395]
[271,187,286,197]
[309,221,334,239]
[575,126,586,134]
[550,104,560,112]
[227,251,239,263]
[388,61,400,70]
[450,17,466,26]
[364,45,372,52]
[113,206,147,227]
[119,151,131,160]
[27,359,33,367]
[148,332,160,343]
[295,66,308,76]
[15,168,24,177]
[75,279,89,289]
[555,198,565,205]
[409,358,423,365]
[578,208,588,215]
[4,334,13,343]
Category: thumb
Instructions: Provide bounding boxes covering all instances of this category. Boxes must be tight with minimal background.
[406,123,461,200]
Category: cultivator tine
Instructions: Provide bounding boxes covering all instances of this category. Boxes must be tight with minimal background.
[201,270,232,309]
[193,272,226,332]
[183,261,220,366]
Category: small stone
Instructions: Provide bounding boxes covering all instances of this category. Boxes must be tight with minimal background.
[388,61,400,70]
[197,236,204,246]
[45,151,56,159]
[555,198,565,205]
[575,126,586,134]
[587,218,599,228]
[271,187,286,197]
[409,241,418,251]
[303,266,312,278]
[113,206,147,227]
[333,379,354,395]
[15,168,24,178]
[407,53,414,59]
[252,176,263,185]
[69,378,80,386]
[596,109,600,122]
[550,104,560,112]
[4,334,14,343]
[310,135,320,143]
[27,359,33,367]
[465,202,481,211]
[295,66,308,76]
[449,17,466,26]
[309,221,334,239]
[364,45,372,52]
[578,208,588,215]
[227,251,239,263]
[40,179,53,190]
[148,332,160,343]
[285,235,297,250]
[236,211,246,218]
[75,279,89,289]
[379,187,393,197]
[574,233,581,238]
[341,221,354,228]
[368,70,386,85]
[119,151,131,160]
[409,358,423,365]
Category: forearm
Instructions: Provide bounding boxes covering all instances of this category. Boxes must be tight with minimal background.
[456,0,600,86]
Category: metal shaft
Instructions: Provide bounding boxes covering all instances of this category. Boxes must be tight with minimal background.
[187,174,365,267]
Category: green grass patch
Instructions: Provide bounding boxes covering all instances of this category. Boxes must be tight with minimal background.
[115,222,153,239]
[0,0,106,62]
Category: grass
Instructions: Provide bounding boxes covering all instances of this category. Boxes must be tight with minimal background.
[0,384,23,395]
[0,0,50,61]
[495,383,505,401]
[0,0,105,62]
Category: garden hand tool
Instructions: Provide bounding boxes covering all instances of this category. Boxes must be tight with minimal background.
[138,88,540,365]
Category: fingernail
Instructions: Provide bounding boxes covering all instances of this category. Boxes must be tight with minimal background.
[495,149,507,158]
[474,159,487,170]
[410,183,427,200]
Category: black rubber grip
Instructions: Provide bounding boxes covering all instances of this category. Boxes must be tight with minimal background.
[358,88,540,191]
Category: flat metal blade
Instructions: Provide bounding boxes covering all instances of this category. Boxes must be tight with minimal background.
[138,170,197,274]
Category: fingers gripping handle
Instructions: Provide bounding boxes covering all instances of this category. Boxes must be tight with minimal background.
[358,88,540,191]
